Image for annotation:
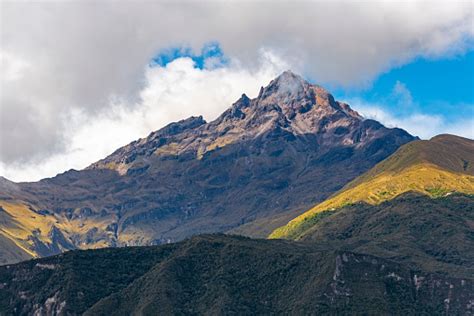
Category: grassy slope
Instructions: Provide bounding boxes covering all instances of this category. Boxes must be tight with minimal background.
[0,234,31,265]
[270,135,474,239]
[0,201,53,259]
[0,200,117,264]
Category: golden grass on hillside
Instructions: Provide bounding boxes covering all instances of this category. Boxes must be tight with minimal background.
[196,135,239,159]
[269,163,474,239]
[101,161,129,175]
[205,136,235,153]
[154,142,180,156]
[0,201,55,257]
[0,200,119,259]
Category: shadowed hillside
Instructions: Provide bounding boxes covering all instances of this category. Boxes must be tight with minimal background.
[1,232,472,314]
[300,193,474,278]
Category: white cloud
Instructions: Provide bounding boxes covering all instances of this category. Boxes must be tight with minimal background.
[1,1,473,180]
[392,81,414,106]
[348,98,474,140]
[0,52,30,81]
[0,50,288,181]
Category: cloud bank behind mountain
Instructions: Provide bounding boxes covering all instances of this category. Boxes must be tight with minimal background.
[1,1,473,181]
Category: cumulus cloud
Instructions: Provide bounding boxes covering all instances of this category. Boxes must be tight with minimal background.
[392,81,414,107]
[0,0,473,181]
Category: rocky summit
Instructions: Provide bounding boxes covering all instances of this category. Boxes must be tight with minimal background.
[89,71,369,173]
[0,71,415,264]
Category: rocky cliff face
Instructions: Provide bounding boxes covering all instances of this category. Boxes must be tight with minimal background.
[0,71,415,263]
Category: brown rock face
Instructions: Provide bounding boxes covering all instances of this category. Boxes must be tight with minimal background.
[1,71,415,261]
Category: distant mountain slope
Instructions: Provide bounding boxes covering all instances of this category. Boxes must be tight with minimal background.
[270,135,474,239]
[0,71,415,264]
[1,231,472,315]
[0,233,31,265]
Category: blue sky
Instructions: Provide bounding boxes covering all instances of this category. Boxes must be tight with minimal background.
[150,43,228,69]
[334,51,474,121]
[361,52,474,106]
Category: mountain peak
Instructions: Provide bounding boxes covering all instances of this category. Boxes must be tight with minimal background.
[1,72,416,265]
[273,70,306,85]
[258,70,308,101]
[255,71,359,123]
[89,71,412,174]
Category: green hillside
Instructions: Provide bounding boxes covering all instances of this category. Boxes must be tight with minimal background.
[270,135,474,239]
[300,193,474,277]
